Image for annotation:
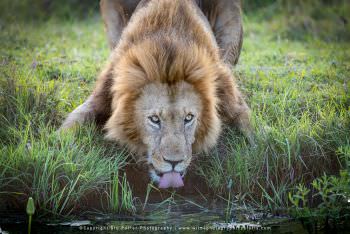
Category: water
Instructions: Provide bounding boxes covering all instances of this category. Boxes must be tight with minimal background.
[0,212,299,233]
[1,168,349,233]
[2,198,349,234]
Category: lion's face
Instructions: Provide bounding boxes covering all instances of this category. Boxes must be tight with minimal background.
[135,82,202,188]
[104,40,222,189]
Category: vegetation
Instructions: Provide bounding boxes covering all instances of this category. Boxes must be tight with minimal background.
[197,0,350,228]
[0,0,349,228]
[288,145,349,231]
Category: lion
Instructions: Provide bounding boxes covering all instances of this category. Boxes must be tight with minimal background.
[60,0,252,189]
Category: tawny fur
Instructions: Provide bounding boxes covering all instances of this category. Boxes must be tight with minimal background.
[61,0,252,178]
[100,0,243,66]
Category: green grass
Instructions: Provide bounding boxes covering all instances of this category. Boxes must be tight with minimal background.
[0,0,349,221]
[0,10,134,216]
[197,0,350,221]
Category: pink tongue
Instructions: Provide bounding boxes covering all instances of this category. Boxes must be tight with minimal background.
[158,172,184,189]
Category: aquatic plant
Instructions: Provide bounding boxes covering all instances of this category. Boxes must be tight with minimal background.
[108,172,135,213]
[26,197,35,234]
[288,145,350,231]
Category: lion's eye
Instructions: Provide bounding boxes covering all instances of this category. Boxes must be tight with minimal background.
[184,114,194,124]
[148,115,160,125]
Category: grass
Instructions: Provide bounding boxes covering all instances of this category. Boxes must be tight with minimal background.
[108,172,136,213]
[0,0,349,224]
[197,0,350,225]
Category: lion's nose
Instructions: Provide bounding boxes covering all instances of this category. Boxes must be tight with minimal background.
[163,158,183,170]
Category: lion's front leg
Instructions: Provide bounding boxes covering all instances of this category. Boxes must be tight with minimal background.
[59,65,113,131]
[59,95,96,130]
[224,94,255,146]
[216,66,255,145]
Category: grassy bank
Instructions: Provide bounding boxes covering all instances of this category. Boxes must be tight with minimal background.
[197,0,350,226]
[0,0,349,224]
[0,8,133,216]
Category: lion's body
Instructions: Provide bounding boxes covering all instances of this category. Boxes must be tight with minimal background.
[100,0,243,65]
[61,0,252,187]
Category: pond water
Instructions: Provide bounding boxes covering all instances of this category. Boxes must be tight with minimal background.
[1,166,349,233]
[2,197,349,234]
[0,208,306,233]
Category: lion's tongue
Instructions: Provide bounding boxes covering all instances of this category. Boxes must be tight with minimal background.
[158,172,184,189]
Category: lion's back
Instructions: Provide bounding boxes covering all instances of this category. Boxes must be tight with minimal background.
[117,0,218,56]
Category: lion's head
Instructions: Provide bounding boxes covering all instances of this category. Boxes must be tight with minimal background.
[105,38,223,188]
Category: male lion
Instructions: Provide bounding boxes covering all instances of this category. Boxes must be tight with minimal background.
[61,0,252,189]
